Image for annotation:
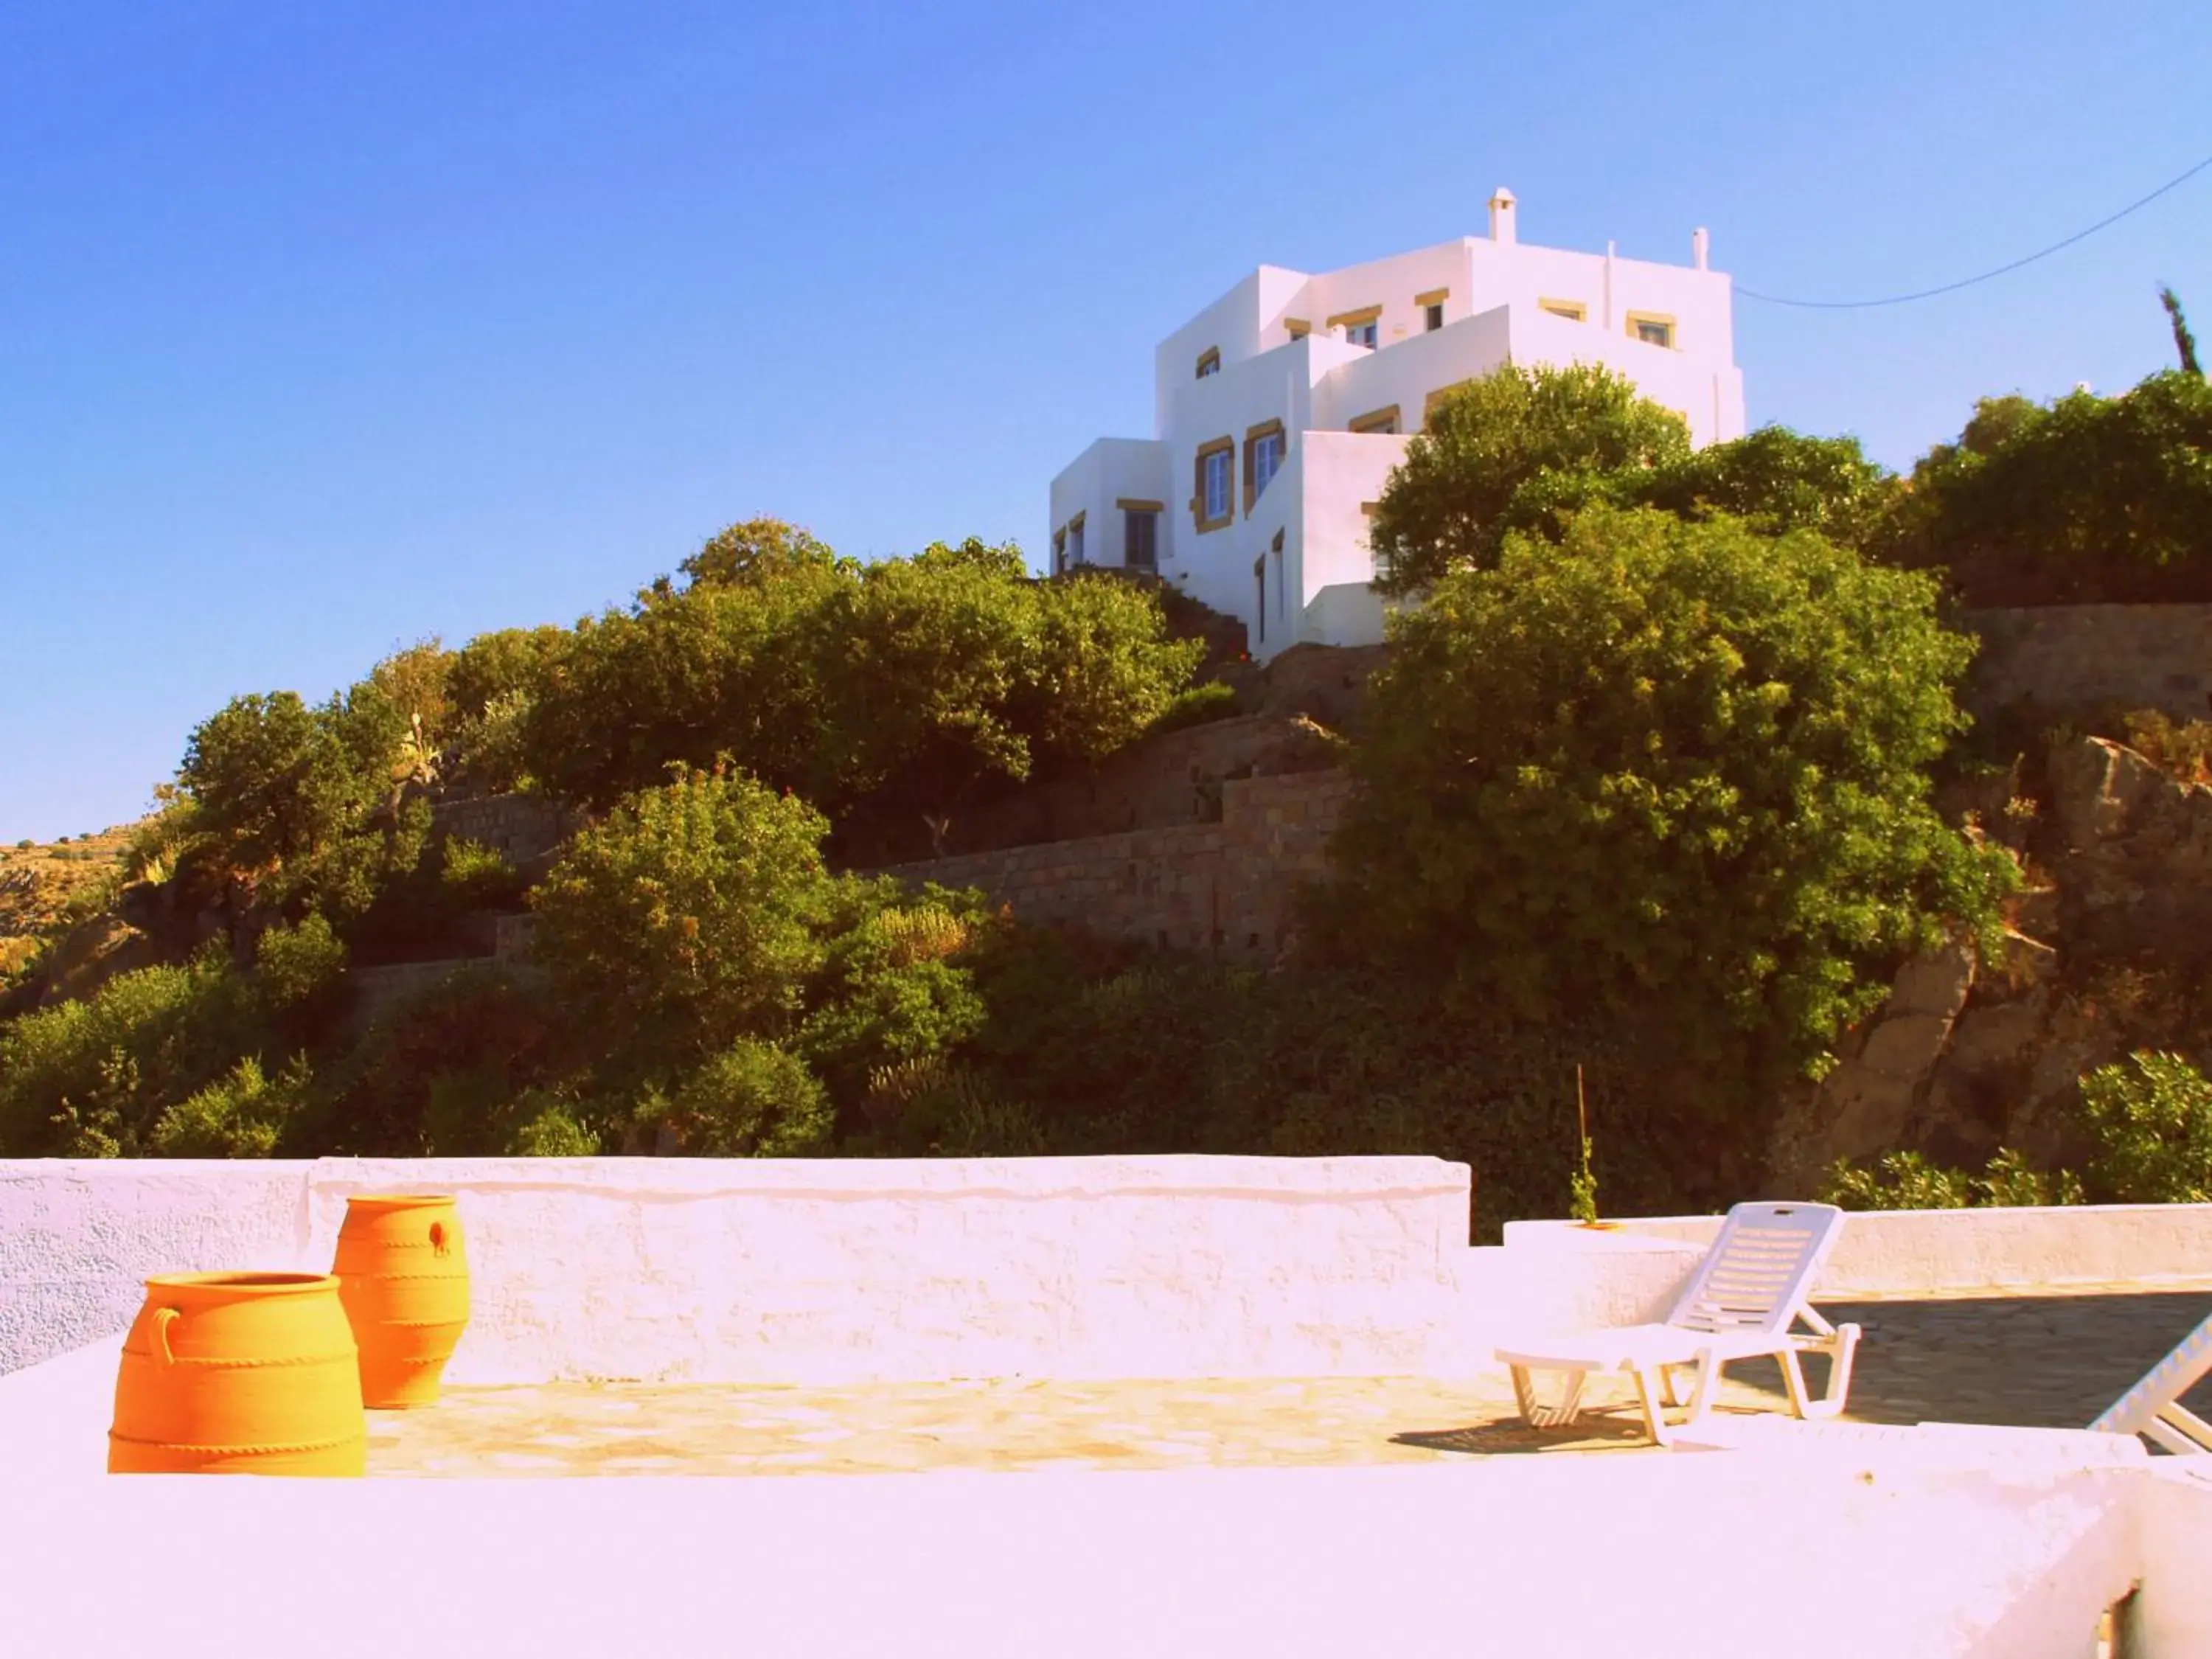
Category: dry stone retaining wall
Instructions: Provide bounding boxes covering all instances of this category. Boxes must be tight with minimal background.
[1962,605,2212,723]
[429,794,582,866]
[875,770,1356,961]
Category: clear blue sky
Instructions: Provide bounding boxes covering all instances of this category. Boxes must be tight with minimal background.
[3,1,2207,843]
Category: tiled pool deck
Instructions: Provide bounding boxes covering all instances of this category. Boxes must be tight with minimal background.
[364,1282,2212,1476]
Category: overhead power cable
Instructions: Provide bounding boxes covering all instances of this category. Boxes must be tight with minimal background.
[1735,151,2212,310]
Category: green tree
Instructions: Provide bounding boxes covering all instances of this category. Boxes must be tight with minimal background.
[1882,371,2212,603]
[529,767,996,1138]
[1635,427,1900,551]
[521,551,846,810]
[644,1038,833,1155]
[2076,1050,2212,1203]
[0,949,268,1156]
[2161,285,2202,378]
[519,528,1200,830]
[815,541,1202,827]
[677,516,849,591]
[174,684,427,922]
[1368,362,1691,594]
[530,768,838,1084]
[1822,1148,2082,1211]
[442,625,571,792]
[1327,507,2015,1068]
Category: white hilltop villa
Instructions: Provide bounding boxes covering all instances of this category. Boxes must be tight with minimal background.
[1047,189,1747,659]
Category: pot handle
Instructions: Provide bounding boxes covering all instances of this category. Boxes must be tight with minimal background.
[150,1307,179,1369]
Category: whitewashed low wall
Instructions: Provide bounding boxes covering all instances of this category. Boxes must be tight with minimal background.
[1504,1203,2212,1298]
[0,1156,1470,1383]
[0,1450,2180,1659]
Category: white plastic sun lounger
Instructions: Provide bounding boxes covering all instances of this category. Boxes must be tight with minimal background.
[2090,1307,2212,1455]
[1496,1200,1863,1447]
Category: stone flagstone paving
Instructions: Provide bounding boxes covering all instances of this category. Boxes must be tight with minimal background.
[364,1287,2212,1477]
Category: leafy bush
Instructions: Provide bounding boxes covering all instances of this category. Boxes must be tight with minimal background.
[2077,1051,2212,1203]
[1369,363,1691,594]
[1881,371,2212,604]
[441,626,571,792]
[502,1091,602,1156]
[1635,426,1900,551]
[149,1054,315,1158]
[438,838,529,908]
[531,768,996,1140]
[641,1037,832,1155]
[530,768,841,1084]
[2118,711,2212,785]
[520,525,1201,826]
[1329,507,2017,1071]
[796,888,990,1107]
[1144,678,1241,736]
[1822,1148,2083,1210]
[174,684,429,925]
[302,967,559,1155]
[0,949,265,1156]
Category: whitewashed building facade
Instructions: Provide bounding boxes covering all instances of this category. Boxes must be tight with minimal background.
[1046,189,1747,659]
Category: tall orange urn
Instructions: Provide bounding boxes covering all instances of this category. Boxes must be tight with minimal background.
[333,1193,471,1408]
[108,1272,366,1476]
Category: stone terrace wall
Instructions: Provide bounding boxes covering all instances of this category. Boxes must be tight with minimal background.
[1962,605,2212,723]
[430,793,582,866]
[876,770,1355,962]
[341,912,543,1036]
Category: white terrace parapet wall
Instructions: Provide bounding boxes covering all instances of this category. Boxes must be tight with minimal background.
[10,1155,2212,1386]
[0,1155,1472,1383]
[4,1439,2202,1659]
[1505,1203,2212,1297]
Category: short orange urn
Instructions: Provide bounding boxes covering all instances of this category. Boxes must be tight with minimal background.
[108,1272,366,1476]
[333,1193,472,1408]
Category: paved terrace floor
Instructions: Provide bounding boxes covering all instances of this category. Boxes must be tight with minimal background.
[362,1284,2212,1476]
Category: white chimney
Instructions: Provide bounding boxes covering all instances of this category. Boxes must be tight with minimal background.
[1692,227,1710,271]
[1488,187,1517,246]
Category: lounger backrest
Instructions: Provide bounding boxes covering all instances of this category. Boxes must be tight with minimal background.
[2090,1309,2212,1450]
[1666,1201,1846,1337]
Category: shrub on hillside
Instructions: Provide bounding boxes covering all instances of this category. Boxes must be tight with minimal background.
[1327,507,2017,1074]
[2076,1050,2212,1204]
[519,525,1201,827]
[174,685,430,925]
[0,948,266,1156]
[1634,425,1900,550]
[302,965,562,1156]
[1368,363,1691,594]
[1880,371,2212,604]
[529,768,997,1140]
[1821,1148,2083,1211]
[530,768,841,1082]
[639,1037,833,1155]
[794,889,990,1108]
[150,1054,316,1158]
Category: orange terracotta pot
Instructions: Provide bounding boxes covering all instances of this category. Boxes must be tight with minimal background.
[333,1193,471,1408]
[108,1272,366,1476]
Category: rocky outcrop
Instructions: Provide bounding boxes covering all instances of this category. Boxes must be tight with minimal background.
[1768,734,2212,1189]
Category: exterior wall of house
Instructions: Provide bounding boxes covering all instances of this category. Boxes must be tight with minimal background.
[1312,300,1515,433]
[1279,239,1478,354]
[1051,198,1747,658]
[1047,437,1170,572]
[1150,265,1308,434]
